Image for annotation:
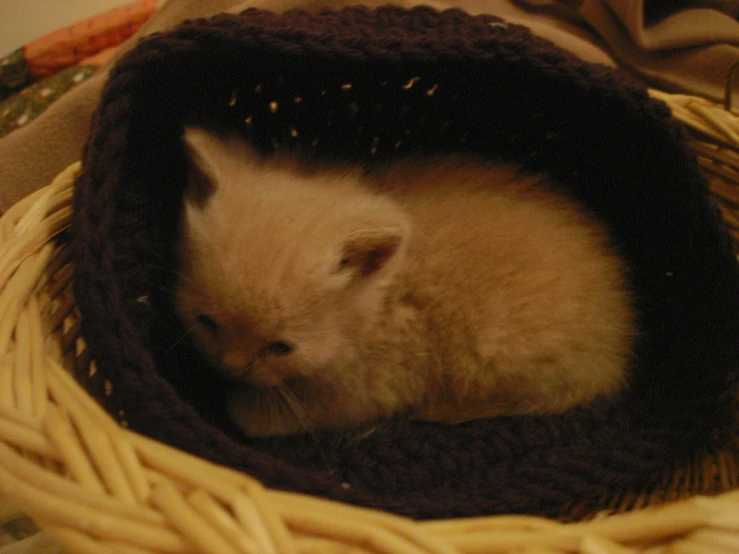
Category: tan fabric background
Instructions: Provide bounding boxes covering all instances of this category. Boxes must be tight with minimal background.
[576,0,739,105]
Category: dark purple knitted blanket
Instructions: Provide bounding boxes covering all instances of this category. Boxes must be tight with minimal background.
[71,6,739,518]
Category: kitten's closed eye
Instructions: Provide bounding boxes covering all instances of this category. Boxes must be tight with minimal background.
[261,341,294,356]
[196,313,219,336]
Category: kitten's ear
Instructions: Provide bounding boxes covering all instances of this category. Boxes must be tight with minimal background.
[183,127,221,201]
[336,227,406,278]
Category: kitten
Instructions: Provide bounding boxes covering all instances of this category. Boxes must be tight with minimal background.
[176,127,635,437]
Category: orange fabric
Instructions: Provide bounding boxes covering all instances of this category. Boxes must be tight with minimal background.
[79,46,120,68]
[23,0,158,77]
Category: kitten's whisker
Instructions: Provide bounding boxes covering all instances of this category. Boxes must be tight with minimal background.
[277,385,327,456]
[277,385,311,431]
[241,355,265,373]
[265,390,280,431]
[165,326,194,352]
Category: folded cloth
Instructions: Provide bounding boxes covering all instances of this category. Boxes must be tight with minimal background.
[71,5,739,518]
[521,0,739,106]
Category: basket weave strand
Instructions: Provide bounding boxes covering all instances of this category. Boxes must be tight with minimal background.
[0,88,738,552]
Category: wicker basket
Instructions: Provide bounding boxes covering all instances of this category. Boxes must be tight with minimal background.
[1,88,738,553]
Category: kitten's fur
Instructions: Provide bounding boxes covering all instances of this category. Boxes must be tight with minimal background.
[176,127,635,437]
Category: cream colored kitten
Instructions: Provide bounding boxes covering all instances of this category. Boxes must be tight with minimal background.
[176,127,635,437]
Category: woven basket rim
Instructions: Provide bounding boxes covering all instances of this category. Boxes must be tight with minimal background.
[0,88,738,553]
[72,6,739,519]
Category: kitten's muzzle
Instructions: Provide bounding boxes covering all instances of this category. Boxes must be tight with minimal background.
[221,341,295,387]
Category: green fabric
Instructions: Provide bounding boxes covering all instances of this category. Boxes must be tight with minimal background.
[0,64,98,138]
[0,49,33,101]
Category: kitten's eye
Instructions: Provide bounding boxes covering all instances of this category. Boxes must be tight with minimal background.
[196,313,219,335]
[262,341,294,357]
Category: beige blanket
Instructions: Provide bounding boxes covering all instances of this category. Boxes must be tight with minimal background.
[575,0,739,104]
